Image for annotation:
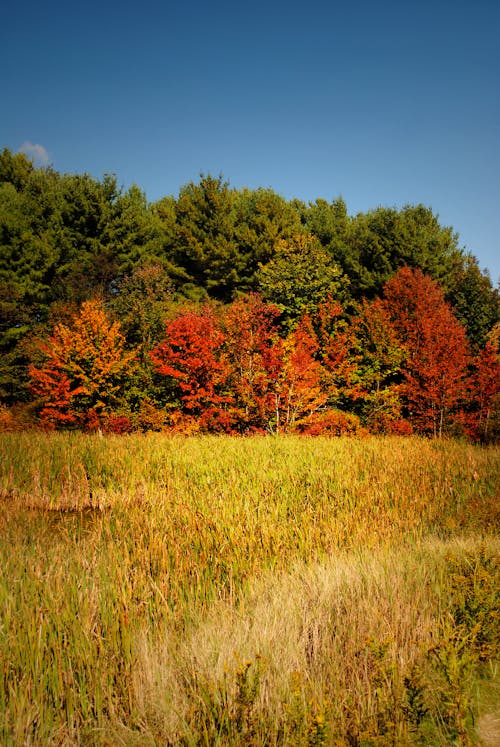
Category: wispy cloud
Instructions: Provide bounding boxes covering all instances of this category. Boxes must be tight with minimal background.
[19,141,50,166]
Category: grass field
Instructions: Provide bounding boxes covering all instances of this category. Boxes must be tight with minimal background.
[1,433,499,745]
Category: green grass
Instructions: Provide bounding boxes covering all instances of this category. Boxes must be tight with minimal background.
[0,433,499,744]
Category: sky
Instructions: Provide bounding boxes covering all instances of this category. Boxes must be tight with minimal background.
[1,0,499,284]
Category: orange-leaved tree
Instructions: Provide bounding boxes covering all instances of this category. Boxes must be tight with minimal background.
[29,299,136,429]
[274,315,326,433]
[316,298,361,407]
[222,294,283,432]
[382,267,469,436]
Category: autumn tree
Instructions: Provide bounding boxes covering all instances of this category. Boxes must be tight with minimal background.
[273,315,326,433]
[29,299,136,429]
[463,331,500,442]
[351,298,407,431]
[222,294,283,431]
[382,267,469,436]
[315,298,361,409]
[150,305,233,431]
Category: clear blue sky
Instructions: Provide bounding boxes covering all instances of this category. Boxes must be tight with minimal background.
[2,0,499,284]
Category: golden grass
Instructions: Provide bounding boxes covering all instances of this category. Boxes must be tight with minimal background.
[133,536,500,745]
[0,433,499,744]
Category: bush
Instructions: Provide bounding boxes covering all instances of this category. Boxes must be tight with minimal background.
[0,403,38,431]
[298,409,365,436]
[102,414,134,435]
[134,399,168,432]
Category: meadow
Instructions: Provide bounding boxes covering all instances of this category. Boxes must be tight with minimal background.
[0,433,499,745]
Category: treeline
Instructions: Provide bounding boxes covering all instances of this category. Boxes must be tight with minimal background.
[1,147,499,438]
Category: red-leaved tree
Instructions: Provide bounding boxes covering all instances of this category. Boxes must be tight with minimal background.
[463,339,500,442]
[150,305,233,431]
[316,298,361,407]
[382,267,469,436]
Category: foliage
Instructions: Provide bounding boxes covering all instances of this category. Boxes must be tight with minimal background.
[446,255,500,350]
[150,304,233,429]
[302,196,350,261]
[16,269,498,438]
[0,279,33,402]
[273,315,327,432]
[232,188,304,292]
[256,234,347,330]
[351,297,407,430]
[170,174,241,300]
[462,338,500,443]
[29,299,136,429]
[315,297,361,409]
[54,172,121,301]
[444,546,500,664]
[383,267,470,436]
[1,148,499,437]
[110,263,174,358]
[297,408,363,436]
[337,204,464,299]
[222,293,283,431]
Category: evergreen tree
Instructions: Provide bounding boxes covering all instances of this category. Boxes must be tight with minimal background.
[172,174,241,300]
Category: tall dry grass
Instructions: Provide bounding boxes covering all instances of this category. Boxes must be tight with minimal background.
[0,433,499,744]
[133,537,500,745]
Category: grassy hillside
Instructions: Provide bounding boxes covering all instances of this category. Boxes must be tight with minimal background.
[1,434,499,745]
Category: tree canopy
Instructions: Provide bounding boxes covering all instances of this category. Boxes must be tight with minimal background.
[1,146,499,439]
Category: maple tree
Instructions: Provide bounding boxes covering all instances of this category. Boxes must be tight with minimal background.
[382,267,470,436]
[316,298,361,408]
[222,294,283,431]
[29,299,136,429]
[274,315,327,433]
[463,338,500,442]
[150,305,233,430]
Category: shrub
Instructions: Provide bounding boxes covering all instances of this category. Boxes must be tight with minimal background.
[102,414,134,435]
[298,409,364,436]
